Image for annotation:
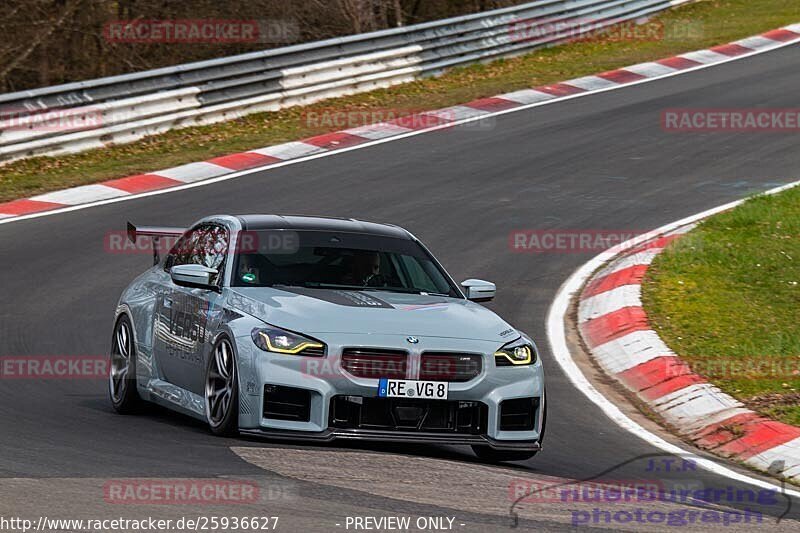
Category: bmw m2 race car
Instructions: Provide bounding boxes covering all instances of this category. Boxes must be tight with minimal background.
[110,215,545,461]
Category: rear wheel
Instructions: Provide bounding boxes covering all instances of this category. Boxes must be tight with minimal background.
[205,337,239,436]
[109,315,142,414]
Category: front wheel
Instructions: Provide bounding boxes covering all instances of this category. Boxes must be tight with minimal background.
[109,315,142,414]
[205,337,239,436]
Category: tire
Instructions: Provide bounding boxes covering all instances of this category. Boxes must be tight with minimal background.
[109,315,143,414]
[473,392,547,463]
[205,336,239,437]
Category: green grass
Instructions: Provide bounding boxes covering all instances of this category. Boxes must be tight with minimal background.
[642,186,800,426]
[1,0,799,202]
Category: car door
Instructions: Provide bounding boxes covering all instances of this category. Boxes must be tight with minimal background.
[154,223,229,395]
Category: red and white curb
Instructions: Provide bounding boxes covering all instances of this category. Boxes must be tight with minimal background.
[1,24,799,221]
[577,224,800,483]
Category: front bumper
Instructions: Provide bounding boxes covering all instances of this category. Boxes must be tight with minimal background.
[240,427,542,451]
[235,333,545,447]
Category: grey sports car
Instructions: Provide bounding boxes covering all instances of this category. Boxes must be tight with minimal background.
[110,215,546,461]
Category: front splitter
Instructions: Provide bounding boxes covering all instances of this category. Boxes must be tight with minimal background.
[240,427,541,451]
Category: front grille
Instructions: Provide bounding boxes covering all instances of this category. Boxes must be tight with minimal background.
[329,396,488,434]
[499,397,539,431]
[420,353,482,382]
[263,385,312,422]
[341,348,407,379]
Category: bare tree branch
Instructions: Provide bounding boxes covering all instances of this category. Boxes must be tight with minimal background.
[0,0,525,92]
[0,0,83,83]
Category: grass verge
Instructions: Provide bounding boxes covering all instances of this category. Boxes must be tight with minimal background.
[1,0,799,202]
[642,185,800,426]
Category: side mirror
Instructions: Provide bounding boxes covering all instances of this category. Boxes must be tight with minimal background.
[170,264,220,292]
[461,279,496,302]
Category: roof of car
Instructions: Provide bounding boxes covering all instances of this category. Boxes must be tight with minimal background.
[235,215,412,239]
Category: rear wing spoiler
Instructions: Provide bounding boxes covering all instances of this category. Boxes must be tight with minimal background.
[127,222,186,265]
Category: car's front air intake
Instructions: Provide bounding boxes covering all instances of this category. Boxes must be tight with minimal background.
[499,397,539,431]
[419,353,482,382]
[263,385,312,422]
[341,348,408,379]
[329,396,488,434]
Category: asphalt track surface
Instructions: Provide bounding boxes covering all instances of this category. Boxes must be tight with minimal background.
[1,44,800,531]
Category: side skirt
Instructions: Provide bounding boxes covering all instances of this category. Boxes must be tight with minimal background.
[144,378,206,421]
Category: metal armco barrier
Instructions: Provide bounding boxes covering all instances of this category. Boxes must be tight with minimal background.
[0,0,690,163]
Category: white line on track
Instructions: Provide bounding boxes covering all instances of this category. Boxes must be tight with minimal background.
[546,180,800,497]
[1,26,798,498]
[1,36,798,226]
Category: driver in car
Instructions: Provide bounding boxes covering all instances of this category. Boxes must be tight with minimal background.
[343,251,381,286]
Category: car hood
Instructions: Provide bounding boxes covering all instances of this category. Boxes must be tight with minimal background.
[227,287,517,342]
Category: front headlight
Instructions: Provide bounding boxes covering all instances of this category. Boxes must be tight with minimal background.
[495,337,537,366]
[251,326,326,356]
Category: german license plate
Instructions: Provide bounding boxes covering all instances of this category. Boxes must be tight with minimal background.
[377,378,448,400]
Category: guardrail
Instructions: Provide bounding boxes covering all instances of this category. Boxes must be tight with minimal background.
[0,0,690,163]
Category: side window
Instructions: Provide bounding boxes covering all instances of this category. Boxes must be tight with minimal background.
[164,229,200,272]
[164,224,229,286]
[197,225,229,285]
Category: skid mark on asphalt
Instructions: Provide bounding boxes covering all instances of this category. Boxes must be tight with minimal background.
[232,447,796,531]
[0,477,375,532]
[0,476,577,532]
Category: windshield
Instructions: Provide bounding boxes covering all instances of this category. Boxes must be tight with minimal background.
[232,230,459,297]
